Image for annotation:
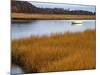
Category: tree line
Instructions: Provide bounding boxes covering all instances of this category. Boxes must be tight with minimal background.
[12,1,96,15]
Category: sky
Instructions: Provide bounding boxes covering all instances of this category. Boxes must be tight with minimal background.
[29,1,96,12]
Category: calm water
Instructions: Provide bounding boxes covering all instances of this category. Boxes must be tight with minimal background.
[11,20,95,39]
[11,65,24,75]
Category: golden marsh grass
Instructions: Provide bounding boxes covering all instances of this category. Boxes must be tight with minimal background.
[12,13,96,20]
[12,30,96,73]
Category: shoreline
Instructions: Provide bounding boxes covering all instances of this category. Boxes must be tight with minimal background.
[12,13,96,20]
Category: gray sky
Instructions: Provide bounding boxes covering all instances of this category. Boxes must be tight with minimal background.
[29,1,96,12]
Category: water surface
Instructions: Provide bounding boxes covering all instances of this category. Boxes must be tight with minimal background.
[11,20,95,39]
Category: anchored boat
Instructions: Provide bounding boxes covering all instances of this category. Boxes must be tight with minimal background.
[72,20,83,26]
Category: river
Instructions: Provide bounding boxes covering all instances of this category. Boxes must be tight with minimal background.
[11,20,95,40]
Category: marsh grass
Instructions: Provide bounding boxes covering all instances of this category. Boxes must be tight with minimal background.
[12,30,96,73]
[12,13,96,20]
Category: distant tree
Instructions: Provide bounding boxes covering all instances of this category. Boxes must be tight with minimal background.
[12,1,95,15]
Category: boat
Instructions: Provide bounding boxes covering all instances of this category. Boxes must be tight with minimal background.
[71,20,83,26]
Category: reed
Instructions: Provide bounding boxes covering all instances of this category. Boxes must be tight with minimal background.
[12,13,96,20]
[12,30,96,73]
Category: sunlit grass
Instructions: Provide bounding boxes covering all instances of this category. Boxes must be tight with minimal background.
[12,13,96,20]
[12,30,96,73]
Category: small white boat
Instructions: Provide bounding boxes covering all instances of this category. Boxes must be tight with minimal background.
[72,20,83,26]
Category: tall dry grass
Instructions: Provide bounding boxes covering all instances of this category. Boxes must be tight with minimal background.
[12,13,96,20]
[12,30,96,73]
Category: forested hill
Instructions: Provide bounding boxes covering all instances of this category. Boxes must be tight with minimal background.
[11,1,96,15]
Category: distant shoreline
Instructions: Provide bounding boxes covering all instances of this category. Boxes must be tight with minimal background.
[12,13,96,20]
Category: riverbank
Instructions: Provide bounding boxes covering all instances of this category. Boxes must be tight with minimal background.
[12,13,96,20]
[12,30,96,73]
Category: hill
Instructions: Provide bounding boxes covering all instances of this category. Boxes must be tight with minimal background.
[11,1,95,15]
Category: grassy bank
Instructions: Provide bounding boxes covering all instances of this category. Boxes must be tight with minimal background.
[12,13,96,20]
[12,30,96,73]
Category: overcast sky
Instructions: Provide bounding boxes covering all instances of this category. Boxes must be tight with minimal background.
[29,1,96,12]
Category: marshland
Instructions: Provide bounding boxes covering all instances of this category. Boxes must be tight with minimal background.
[12,29,96,73]
[11,20,96,74]
[11,1,96,74]
[12,13,96,20]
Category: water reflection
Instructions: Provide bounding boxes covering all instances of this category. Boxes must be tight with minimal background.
[11,65,24,75]
[11,20,95,39]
